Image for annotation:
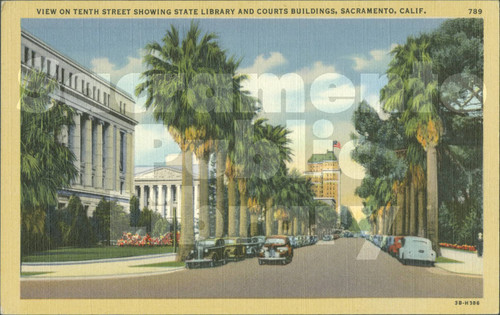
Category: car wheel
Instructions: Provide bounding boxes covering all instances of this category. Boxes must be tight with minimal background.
[402,255,407,265]
[258,259,263,265]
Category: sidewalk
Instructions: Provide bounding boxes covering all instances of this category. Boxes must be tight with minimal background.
[435,247,483,276]
[21,253,183,280]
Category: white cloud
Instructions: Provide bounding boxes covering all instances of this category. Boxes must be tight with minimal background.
[295,61,337,85]
[135,124,178,166]
[238,52,287,75]
[351,44,397,72]
[91,52,143,84]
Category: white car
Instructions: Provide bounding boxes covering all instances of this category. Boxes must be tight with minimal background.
[398,236,436,266]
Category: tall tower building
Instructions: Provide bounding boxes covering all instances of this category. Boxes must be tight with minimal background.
[304,150,341,213]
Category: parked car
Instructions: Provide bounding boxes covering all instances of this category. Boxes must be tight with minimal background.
[289,236,298,248]
[311,235,319,244]
[242,237,261,257]
[382,236,394,252]
[333,233,341,240]
[322,235,333,241]
[223,237,246,261]
[388,236,404,256]
[258,235,293,265]
[185,238,226,268]
[253,235,266,248]
[398,236,436,266]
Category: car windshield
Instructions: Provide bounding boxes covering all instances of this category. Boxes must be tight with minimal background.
[225,239,235,244]
[265,238,285,245]
[198,240,215,247]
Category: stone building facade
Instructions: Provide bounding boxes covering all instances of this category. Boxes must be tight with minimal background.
[304,150,341,212]
[134,165,200,224]
[21,30,138,215]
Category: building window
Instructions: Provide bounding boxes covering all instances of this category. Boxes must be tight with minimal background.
[86,82,90,96]
[31,50,35,67]
[103,92,107,105]
[82,79,85,93]
[119,132,125,172]
[120,181,124,195]
[123,103,126,114]
[107,94,110,106]
[41,56,45,72]
[69,73,73,88]
[55,65,59,80]
[47,60,51,76]
[61,68,65,85]
[119,101,122,113]
[24,47,29,64]
[97,89,100,102]
[74,76,78,90]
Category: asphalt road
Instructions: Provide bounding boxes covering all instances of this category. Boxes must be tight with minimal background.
[21,238,482,298]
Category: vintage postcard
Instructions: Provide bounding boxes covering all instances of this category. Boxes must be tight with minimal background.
[1,1,498,314]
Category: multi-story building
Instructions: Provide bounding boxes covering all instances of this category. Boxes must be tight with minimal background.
[304,150,341,212]
[21,30,138,215]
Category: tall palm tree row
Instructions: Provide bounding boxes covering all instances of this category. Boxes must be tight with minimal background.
[135,22,222,260]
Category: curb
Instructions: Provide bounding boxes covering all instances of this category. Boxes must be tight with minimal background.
[20,267,185,281]
[22,253,177,266]
[434,263,483,278]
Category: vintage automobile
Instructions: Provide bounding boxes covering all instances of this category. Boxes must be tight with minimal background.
[241,237,262,257]
[289,236,298,248]
[398,236,436,266]
[185,238,226,268]
[223,237,246,261]
[322,234,333,241]
[258,235,293,265]
[388,236,404,256]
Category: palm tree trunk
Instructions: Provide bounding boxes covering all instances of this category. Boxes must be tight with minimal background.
[426,144,440,255]
[405,184,411,235]
[178,149,194,261]
[227,176,237,237]
[215,149,225,237]
[381,207,386,234]
[199,153,210,239]
[301,221,306,236]
[395,189,405,235]
[293,217,299,236]
[410,181,417,236]
[238,179,248,237]
[417,188,426,237]
[250,213,258,236]
[265,198,273,236]
[278,219,283,235]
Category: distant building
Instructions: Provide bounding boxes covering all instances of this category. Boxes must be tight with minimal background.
[134,165,200,224]
[21,30,138,215]
[304,150,341,212]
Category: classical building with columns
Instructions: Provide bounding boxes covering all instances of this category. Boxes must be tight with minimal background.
[134,165,200,224]
[21,30,138,215]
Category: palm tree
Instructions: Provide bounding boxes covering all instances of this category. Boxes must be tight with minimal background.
[135,22,221,260]
[382,37,441,253]
[21,69,77,254]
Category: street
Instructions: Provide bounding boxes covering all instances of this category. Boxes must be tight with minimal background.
[21,238,482,298]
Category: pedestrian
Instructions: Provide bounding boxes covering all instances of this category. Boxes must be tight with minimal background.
[476,232,483,257]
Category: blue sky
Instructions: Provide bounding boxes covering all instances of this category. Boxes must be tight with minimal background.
[22,18,447,210]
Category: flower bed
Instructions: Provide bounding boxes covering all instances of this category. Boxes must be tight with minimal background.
[117,232,180,247]
[439,242,476,252]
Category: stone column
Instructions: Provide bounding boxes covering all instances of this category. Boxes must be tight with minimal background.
[104,124,114,190]
[95,120,104,189]
[115,128,121,192]
[83,116,93,187]
[127,132,134,194]
[158,185,165,217]
[139,185,145,210]
[71,111,81,185]
[166,185,172,219]
[148,185,154,210]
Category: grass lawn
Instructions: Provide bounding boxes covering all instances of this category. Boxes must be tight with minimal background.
[22,246,175,263]
[21,271,53,276]
[436,256,463,264]
[131,261,185,268]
